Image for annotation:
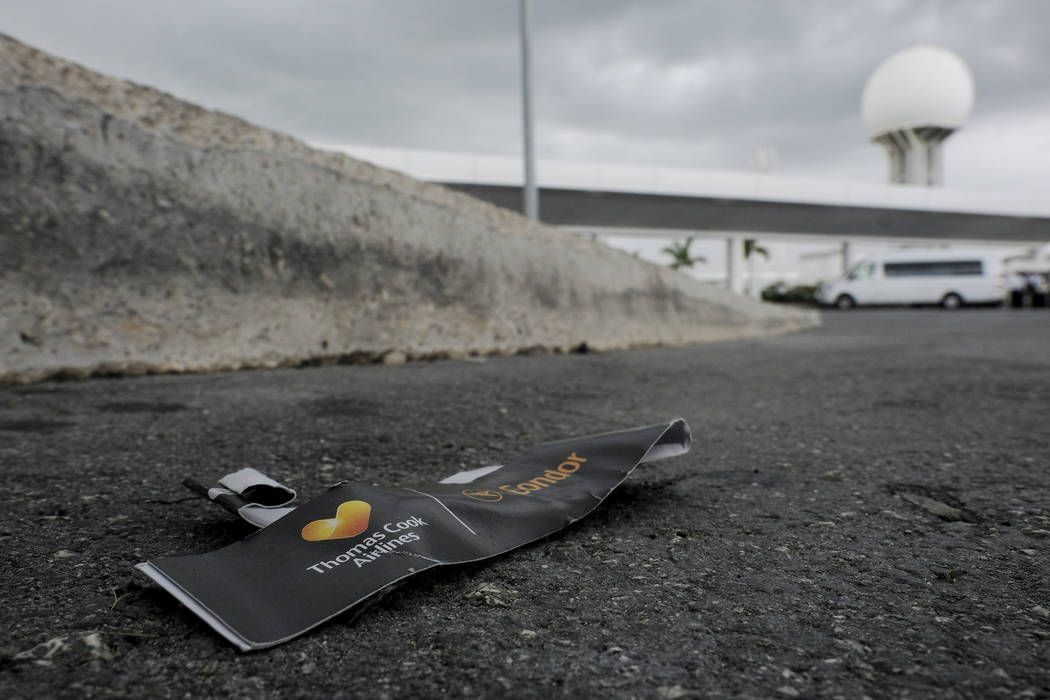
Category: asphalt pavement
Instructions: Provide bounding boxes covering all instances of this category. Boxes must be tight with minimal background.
[2,308,1048,698]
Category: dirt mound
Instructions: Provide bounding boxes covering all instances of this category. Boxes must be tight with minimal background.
[0,33,817,383]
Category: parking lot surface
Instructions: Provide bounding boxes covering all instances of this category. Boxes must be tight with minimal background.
[2,309,1048,698]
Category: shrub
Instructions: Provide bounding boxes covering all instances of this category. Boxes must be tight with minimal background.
[761,282,820,304]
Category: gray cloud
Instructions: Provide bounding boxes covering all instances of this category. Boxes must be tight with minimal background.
[3,0,1047,189]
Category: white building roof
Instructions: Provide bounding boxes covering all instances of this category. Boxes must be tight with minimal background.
[321,144,1048,220]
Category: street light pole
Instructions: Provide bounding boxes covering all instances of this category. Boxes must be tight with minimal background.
[519,0,538,221]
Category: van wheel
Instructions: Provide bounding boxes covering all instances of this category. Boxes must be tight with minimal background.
[941,293,963,310]
[834,294,856,310]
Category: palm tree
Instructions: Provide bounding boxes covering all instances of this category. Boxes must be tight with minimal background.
[662,237,706,271]
[743,238,769,296]
[743,239,769,261]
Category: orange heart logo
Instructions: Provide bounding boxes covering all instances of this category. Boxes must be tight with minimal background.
[300,500,371,542]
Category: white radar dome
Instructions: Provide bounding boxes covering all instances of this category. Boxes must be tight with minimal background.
[861,45,975,137]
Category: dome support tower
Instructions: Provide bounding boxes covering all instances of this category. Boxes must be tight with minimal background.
[874,125,953,186]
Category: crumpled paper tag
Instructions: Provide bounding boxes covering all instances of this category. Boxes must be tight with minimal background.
[137,418,691,651]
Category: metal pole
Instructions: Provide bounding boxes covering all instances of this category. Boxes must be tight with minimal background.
[519,0,538,221]
[725,237,736,292]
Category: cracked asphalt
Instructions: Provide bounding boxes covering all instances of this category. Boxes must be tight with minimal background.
[2,309,1048,698]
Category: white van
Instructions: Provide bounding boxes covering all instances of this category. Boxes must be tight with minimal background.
[816,250,1005,309]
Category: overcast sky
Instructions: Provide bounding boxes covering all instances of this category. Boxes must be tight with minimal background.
[4,0,1049,193]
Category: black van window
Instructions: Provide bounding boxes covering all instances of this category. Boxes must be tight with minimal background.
[883,260,983,277]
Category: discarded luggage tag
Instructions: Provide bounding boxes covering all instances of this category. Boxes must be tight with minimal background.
[182,467,297,528]
[137,418,691,651]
